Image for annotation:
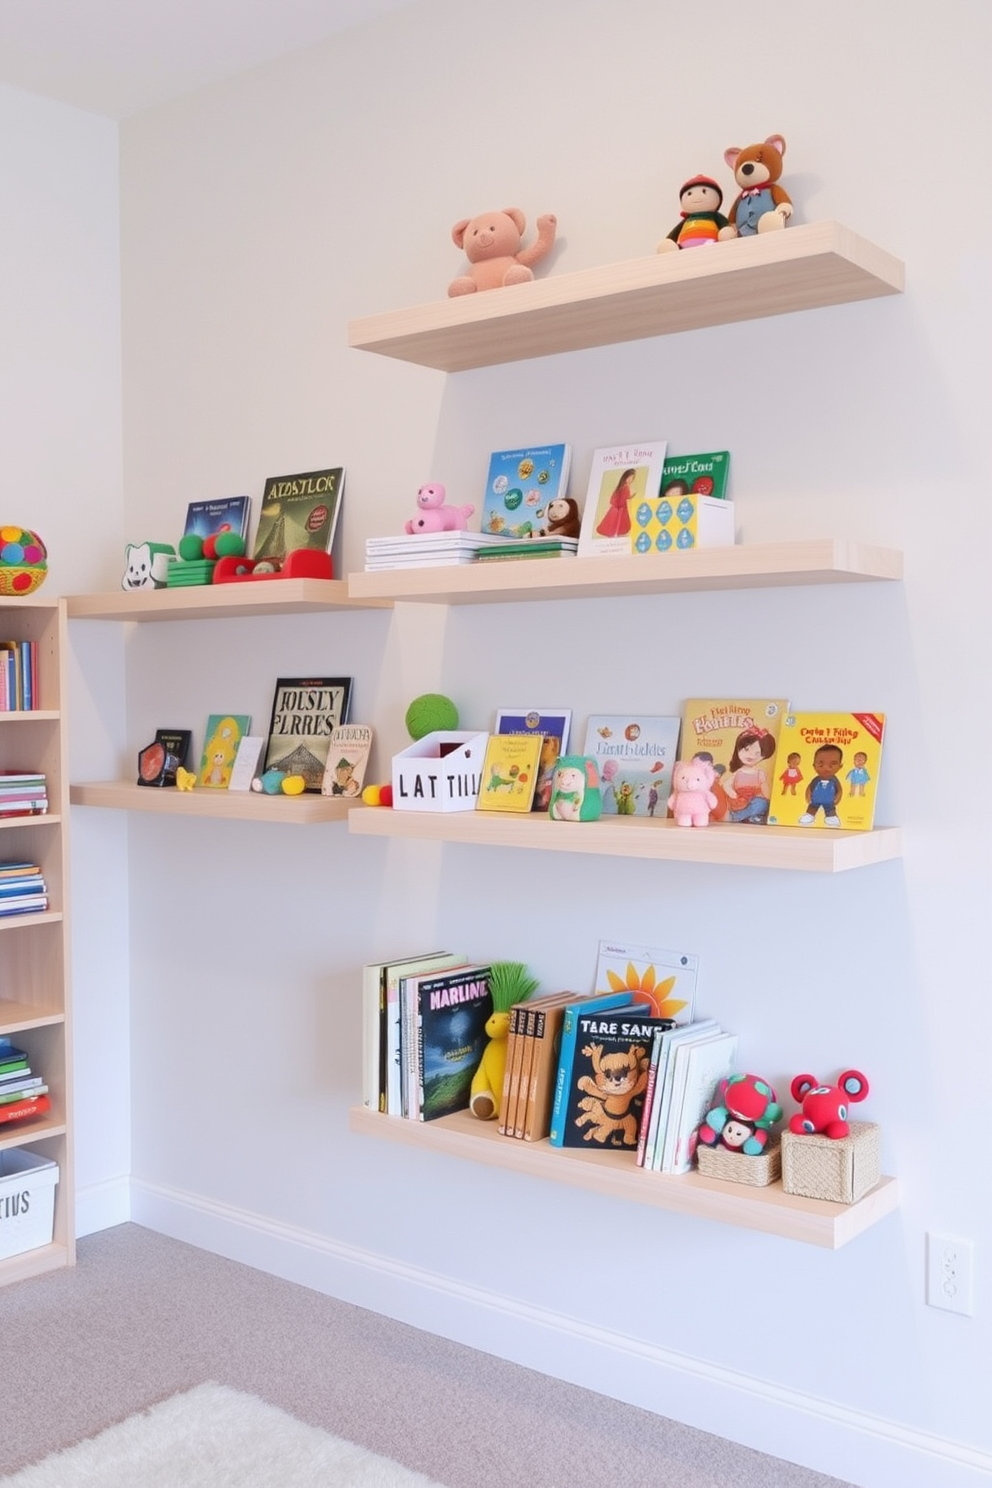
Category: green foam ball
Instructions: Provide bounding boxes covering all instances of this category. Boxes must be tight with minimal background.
[405,693,458,741]
[214,530,245,558]
[178,533,204,562]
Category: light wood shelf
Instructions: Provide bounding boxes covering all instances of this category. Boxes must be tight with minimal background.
[65,577,391,622]
[348,222,904,372]
[0,998,64,1033]
[348,539,902,606]
[349,1106,898,1249]
[349,806,901,873]
[70,780,355,823]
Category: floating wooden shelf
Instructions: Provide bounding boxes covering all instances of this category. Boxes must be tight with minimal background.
[0,998,64,1033]
[65,578,391,622]
[348,222,904,372]
[349,806,900,873]
[348,539,902,606]
[348,1107,898,1248]
[69,781,355,823]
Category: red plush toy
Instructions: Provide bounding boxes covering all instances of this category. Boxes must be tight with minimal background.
[788,1069,869,1139]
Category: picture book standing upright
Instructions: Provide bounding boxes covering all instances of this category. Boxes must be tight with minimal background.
[480,444,572,540]
[768,712,886,831]
[677,698,789,824]
[577,441,668,558]
[252,467,344,568]
[198,714,251,789]
[494,709,571,812]
[262,677,353,792]
[581,715,681,818]
[557,1006,676,1151]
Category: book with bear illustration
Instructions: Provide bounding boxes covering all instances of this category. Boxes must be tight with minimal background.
[767,712,885,831]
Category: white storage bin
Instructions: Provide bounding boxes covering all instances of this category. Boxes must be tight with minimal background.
[0,1148,58,1259]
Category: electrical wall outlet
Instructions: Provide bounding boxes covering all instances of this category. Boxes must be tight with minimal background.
[926,1232,974,1315]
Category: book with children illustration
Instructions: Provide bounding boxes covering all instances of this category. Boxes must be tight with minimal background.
[768,712,885,831]
[581,714,681,817]
[476,732,544,813]
[494,708,571,812]
[577,441,668,558]
[677,698,789,825]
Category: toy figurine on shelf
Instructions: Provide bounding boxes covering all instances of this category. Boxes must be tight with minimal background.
[251,768,306,796]
[718,134,793,238]
[404,482,474,535]
[697,1073,783,1155]
[668,756,718,827]
[469,961,539,1121]
[448,207,558,296]
[788,1070,870,1139]
[121,540,175,591]
[548,755,602,822]
[657,175,729,253]
[0,526,48,596]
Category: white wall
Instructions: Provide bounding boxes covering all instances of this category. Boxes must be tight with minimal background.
[98,2,992,1485]
[0,85,131,1233]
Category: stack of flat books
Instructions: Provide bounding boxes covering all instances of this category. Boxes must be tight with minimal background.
[0,772,47,818]
[0,1037,51,1127]
[0,860,48,917]
[364,532,508,570]
[475,537,578,562]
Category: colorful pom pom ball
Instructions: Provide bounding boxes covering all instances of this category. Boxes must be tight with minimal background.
[405,693,459,741]
[0,526,47,596]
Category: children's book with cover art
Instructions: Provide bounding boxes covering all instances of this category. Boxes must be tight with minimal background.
[549,990,643,1146]
[480,444,571,540]
[581,715,681,817]
[252,467,344,566]
[411,963,493,1122]
[262,677,352,792]
[476,733,543,813]
[321,723,373,799]
[767,712,886,831]
[558,1006,674,1151]
[183,495,251,545]
[593,939,698,1025]
[659,450,731,501]
[198,714,252,788]
[677,698,789,825]
[576,441,668,558]
[494,708,571,812]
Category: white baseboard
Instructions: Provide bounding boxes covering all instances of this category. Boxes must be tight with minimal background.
[127,1178,990,1488]
[74,1175,131,1236]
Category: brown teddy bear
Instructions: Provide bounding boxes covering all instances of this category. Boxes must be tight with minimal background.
[448,208,557,296]
[718,135,793,238]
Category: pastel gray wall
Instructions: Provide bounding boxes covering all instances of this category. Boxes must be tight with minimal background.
[47,2,992,1485]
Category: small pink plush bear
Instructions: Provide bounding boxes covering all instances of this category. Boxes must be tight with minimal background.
[448,208,558,296]
[404,482,474,535]
[668,757,718,827]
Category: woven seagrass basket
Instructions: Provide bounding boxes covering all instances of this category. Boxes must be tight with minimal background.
[695,1139,782,1187]
[780,1120,880,1203]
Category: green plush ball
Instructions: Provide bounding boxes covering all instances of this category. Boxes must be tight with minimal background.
[405,693,458,741]
[178,533,204,562]
[214,530,245,558]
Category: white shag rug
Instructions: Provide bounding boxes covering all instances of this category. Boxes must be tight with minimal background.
[0,1382,449,1488]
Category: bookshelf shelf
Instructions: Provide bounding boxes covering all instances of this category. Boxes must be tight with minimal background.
[348,1107,899,1249]
[349,806,901,873]
[65,578,391,622]
[348,222,904,372]
[348,539,902,606]
[69,780,355,823]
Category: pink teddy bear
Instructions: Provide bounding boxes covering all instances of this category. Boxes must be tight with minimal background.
[448,208,558,296]
[404,483,474,535]
[668,757,718,827]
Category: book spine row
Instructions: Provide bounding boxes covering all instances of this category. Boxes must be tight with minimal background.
[0,640,39,711]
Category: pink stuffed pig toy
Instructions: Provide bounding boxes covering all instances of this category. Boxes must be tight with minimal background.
[668,756,718,827]
[448,208,558,296]
[404,482,474,535]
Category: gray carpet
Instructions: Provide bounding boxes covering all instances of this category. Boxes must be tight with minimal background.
[0,1224,855,1488]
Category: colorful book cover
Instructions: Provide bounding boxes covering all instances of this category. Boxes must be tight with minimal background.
[558,1006,674,1151]
[678,698,789,825]
[494,708,571,812]
[198,714,251,788]
[593,940,699,1025]
[382,952,466,1116]
[252,467,344,566]
[414,964,493,1122]
[183,495,251,544]
[767,712,886,831]
[321,723,373,799]
[659,450,730,501]
[476,733,543,813]
[576,441,668,558]
[581,715,681,817]
[262,677,352,792]
[549,991,640,1146]
[480,444,572,540]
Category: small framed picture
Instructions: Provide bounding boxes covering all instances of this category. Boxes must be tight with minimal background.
[136,728,191,787]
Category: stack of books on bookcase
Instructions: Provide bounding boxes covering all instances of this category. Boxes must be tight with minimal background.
[0,639,38,711]
[0,861,48,917]
[0,774,48,819]
[0,1038,50,1128]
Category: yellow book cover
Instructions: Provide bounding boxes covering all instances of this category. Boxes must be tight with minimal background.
[768,712,885,831]
[476,733,544,812]
[678,698,788,825]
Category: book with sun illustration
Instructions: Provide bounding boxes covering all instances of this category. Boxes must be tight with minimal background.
[592,940,699,1026]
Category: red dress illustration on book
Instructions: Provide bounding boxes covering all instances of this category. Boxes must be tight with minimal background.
[596,469,637,538]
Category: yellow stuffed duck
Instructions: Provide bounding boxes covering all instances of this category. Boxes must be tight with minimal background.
[469,962,539,1121]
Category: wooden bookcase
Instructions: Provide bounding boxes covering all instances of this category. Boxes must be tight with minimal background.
[0,601,74,1287]
[345,223,905,1242]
